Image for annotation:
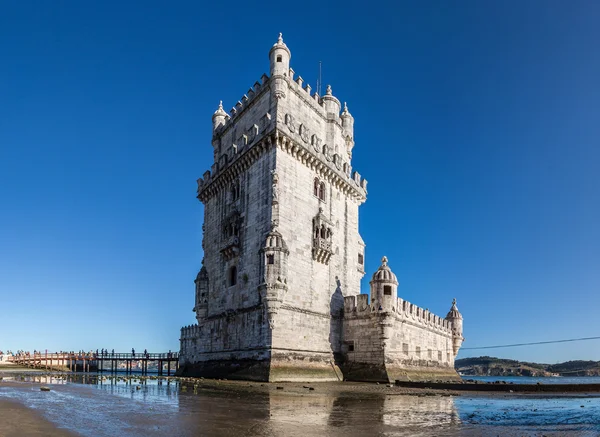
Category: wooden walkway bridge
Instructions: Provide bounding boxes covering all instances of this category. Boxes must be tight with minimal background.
[7,351,179,375]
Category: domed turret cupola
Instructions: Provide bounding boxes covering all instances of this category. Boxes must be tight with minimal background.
[269,33,291,77]
[212,100,229,132]
[445,298,464,357]
[193,264,209,322]
[369,256,399,310]
[259,228,290,329]
[322,85,341,119]
[341,102,355,156]
[268,33,291,101]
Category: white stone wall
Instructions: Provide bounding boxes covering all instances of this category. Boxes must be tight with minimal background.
[343,294,457,378]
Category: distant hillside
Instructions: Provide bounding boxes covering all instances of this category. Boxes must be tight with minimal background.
[455,356,600,377]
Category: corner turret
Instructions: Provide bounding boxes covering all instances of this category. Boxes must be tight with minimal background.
[269,33,291,100]
[340,102,355,157]
[259,228,290,329]
[445,298,464,357]
[322,85,341,119]
[212,101,228,132]
[370,256,399,310]
[193,264,209,322]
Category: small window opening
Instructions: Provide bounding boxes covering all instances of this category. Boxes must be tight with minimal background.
[358,253,364,265]
[228,266,237,286]
[318,182,326,201]
[438,351,442,361]
[313,178,319,197]
[267,254,275,265]
[348,344,354,352]
[230,181,240,201]
[320,226,326,239]
[402,343,409,355]
[277,55,282,62]
[384,285,392,296]
[416,347,421,357]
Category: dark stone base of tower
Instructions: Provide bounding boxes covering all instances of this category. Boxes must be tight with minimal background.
[176,351,343,382]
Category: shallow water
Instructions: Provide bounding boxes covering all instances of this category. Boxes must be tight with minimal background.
[1,373,600,436]
[465,375,600,385]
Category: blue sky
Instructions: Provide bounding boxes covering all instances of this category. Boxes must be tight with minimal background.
[0,1,598,363]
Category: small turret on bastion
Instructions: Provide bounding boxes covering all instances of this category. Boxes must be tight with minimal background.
[179,34,464,383]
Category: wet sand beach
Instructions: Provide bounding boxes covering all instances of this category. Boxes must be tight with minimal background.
[2,373,600,436]
[0,399,78,437]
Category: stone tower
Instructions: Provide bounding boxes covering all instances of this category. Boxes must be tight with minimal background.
[179,35,368,381]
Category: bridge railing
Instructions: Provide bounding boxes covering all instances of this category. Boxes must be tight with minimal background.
[7,352,179,361]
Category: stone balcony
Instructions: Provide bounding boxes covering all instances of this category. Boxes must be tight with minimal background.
[221,236,240,260]
[312,237,333,264]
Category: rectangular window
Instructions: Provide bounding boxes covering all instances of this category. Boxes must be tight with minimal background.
[447,352,451,362]
[384,285,392,296]
[267,254,274,265]
[402,343,409,355]
[428,349,432,359]
[416,347,421,358]
[438,351,442,361]
[358,253,364,265]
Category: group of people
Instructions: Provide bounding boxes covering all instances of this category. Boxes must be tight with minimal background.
[0,349,175,360]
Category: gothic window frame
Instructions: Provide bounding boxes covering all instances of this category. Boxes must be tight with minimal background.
[318,181,326,202]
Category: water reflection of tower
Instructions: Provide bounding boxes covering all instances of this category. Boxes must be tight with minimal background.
[262,391,460,435]
[327,393,461,434]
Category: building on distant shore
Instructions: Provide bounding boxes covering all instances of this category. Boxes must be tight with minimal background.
[178,35,464,382]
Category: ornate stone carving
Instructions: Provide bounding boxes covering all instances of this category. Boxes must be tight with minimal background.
[285,113,296,133]
[311,134,321,152]
[322,144,332,162]
[299,124,309,143]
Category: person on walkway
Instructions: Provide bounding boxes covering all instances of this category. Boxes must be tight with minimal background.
[132,348,135,358]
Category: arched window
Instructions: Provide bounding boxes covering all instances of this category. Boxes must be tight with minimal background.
[228,266,237,286]
[313,178,319,197]
[267,254,275,265]
[318,182,326,201]
[320,225,326,239]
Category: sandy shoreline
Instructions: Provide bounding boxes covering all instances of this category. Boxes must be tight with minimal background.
[0,399,78,437]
